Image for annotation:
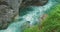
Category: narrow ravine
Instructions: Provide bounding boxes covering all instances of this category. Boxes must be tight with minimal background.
[0,0,57,32]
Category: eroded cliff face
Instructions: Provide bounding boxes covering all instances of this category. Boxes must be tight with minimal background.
[0,4,16,30]
[0,0,22,29]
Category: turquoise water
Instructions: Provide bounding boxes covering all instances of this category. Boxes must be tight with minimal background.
[0,0,57,32]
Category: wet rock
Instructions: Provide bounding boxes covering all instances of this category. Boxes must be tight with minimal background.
[0,0,22,30]
[20,0,48,8]
[0,5,16,30]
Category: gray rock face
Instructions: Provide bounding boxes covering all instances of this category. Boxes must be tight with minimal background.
[0,5,16,29]
[6,0,22,12]
[0,0,22,29]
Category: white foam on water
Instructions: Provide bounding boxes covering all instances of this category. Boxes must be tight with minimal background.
[0,0,57,32]
[21,0,56,25]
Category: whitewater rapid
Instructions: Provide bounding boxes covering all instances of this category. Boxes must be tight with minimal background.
[0,0,57,32]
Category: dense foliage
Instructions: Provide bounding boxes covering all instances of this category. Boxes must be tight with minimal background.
[40,4,60,32]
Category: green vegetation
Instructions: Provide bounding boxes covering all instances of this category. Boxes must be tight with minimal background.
[23,4,60,32]
[23,25,40,32]
[40,4,60,32]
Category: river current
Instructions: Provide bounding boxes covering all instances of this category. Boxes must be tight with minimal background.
[0,0,57,32]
